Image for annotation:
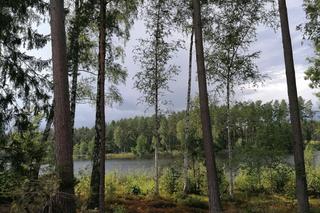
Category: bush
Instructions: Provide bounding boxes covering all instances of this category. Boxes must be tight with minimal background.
[261,164,294,194]
[235,168,264,193]
[307,167,320,196]
[186,163,228,197]
[160,166,182,195]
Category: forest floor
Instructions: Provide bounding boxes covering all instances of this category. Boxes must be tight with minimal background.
[1,194,320,212]
[106,193,320,213]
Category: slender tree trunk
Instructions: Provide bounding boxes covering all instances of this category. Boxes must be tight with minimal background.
[278,0,310,212]
[69,0,82,138]
[183,29,194,194]
[49,0,75,212]
[154,0,161,196]
[192,0,222,212]
[89,0,107,210]
[226,78,234,198]
[98,0,106,211]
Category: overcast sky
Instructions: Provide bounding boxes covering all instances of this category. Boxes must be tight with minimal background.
[34,0,318,128]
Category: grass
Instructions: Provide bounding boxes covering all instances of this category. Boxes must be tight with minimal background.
[75,151,182,161]
[106,153,137,160]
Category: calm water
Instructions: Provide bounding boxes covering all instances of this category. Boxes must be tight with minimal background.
[49,151,320,177]
[73,158,174,176]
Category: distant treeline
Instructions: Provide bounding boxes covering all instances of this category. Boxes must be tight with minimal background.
[73,97,319,160]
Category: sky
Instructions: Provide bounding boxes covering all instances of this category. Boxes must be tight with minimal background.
[34,0,318,128]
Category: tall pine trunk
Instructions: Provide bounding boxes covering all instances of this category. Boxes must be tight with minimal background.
[278,0,310,212]
[50,0,75,212]
[183,29,194,194]
[88,0,107,210]
[192,0,222,212]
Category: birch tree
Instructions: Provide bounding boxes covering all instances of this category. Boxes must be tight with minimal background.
[134,0,180,196]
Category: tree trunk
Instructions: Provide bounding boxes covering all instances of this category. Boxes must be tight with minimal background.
[89,0,107,210]
[226,77,234,198]
[49,0,75,212]
[192,0,222,212]
[183,29,194,194]
[278,0,310,212]
[69,0,82,138]
[98,0,106,211]
[154,0,161,196]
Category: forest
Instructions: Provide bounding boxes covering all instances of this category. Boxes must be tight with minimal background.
[2,0,320,212]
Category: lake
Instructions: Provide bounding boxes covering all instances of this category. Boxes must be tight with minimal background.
[63,151,320,176]
[73,158,174,176]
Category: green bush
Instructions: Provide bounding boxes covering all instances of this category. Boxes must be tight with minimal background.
[307,167,320,196]
[235,168,264,193]
[261,164,294,194]
[186,163,228,196]
[160,166,182,195]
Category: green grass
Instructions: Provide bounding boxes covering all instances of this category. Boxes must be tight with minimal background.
[106,153,137,160]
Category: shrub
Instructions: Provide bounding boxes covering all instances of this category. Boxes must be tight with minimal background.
[160,166,182,195]
[307,167,320,196]
[235,168,264,193]
[261,164,294,194]
[186,163,228,197]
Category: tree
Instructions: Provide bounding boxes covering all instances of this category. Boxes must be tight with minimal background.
[301,0,320,89]
[114,126,126,152]
[0,0,51,134]
[88,0,140,209]
[50,0,75,212]
[173,0,194,194]
[192,0,222,212]
[88,0,106,210]
[278,0,310,212]
[134,0,180,196]
[205,0,273,197]
[67,0,96,137]
[134,135,148,157]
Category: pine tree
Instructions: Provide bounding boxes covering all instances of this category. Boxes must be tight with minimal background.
[278,0,310,212]
[192,0,222,211]
[50,0,76,211]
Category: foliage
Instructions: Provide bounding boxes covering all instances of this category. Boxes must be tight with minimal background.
[133,0,180,108]
[133,135,149,157]
[0,0,51,131]
[160,166,182,195]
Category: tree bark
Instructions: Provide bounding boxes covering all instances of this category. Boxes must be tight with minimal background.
[226,76,234,198]
[192,0,222,212]
[69,0,82,138]
[98,0,106,211]
[154,0,161,196]
[183,29,194,194]
[278,0,310,212]
[89,0,107,210]
[49,0,75,212]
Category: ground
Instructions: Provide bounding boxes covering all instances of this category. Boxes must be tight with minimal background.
[1,194,320,212]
